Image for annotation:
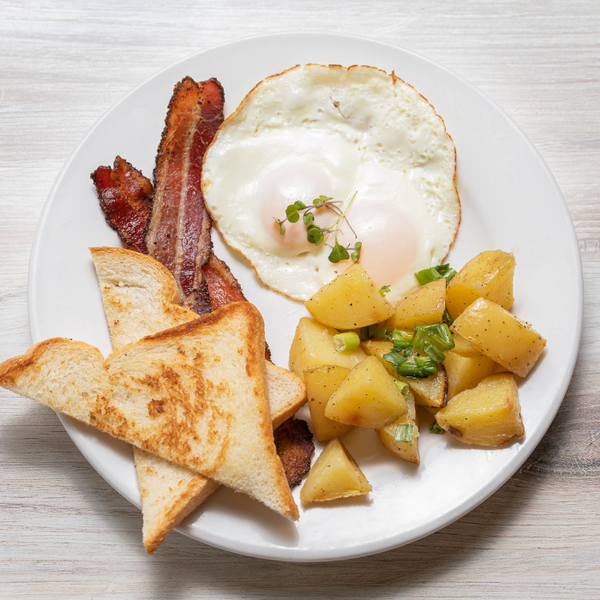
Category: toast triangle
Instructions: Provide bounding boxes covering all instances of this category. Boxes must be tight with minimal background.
[0,302,299,523]
[90,247,305,553]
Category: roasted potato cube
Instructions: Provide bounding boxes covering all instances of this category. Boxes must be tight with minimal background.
[376,391,420,464]
[289,317,366,381]
[435,372,524,446]
[446,250,516,319]
[444,347,496,399]
[451,298,546,377]
[304,365,354,442]
[388,279,446,329]
[361,339,448,408]
[325,355,407,428]
[305,264,394,329]
[300,438,372,503]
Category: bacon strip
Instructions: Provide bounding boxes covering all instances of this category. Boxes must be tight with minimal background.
[145,77,224,313]
[91,157,153,254]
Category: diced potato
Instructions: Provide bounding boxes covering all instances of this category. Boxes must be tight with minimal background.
[305,264,395,329]
[444,348,496,399]
[446,250,516,319]
[300,438,372,503]
[325,355,407,428]
[406,367,448,409]
[361,339,397,377]
[361,339,448,408]
[450,298,546,377]
[376,391,420,464]
[304,366,354,443]
[435,372,524,446]
[289,317,366,381]
[388,279,446,329]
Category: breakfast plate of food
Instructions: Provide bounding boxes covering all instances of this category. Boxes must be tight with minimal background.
[9,33,581,561]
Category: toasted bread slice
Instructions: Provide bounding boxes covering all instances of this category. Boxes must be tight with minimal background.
[0,302,299,522]
[90,247,305,553]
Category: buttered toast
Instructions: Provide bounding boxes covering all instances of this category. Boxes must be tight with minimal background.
[91,247,306,553]
[0,302,300,524]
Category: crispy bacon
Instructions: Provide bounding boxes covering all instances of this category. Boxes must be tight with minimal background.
[145,77,225,312]
[273,418,315,488]
[91,157,153,254]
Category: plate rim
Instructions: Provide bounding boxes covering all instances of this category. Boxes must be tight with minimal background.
[27,31,583,562]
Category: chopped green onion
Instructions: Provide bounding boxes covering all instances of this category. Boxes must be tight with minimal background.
[415,267,443,286]
[332,331,360,352]
[383,350,407,369]
[421,341,446,363]
[387,329,413,348]
[393,379,411,398]
[379,285,391,296]
[415,264,457,286]
[429,421,446,434]
[394,424,414,443]
[443,308,454,325]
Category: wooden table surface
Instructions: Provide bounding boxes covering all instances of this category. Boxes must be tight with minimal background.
[1,1,598,598]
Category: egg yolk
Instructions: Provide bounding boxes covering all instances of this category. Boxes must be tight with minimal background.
[336,201,419,287]
[259,160,337,254]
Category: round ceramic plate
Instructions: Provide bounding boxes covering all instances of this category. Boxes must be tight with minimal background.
[28,33,582,562]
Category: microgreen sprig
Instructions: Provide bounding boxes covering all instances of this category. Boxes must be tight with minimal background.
[274,194,362,264]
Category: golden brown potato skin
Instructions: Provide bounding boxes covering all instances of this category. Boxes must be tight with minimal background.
[300,438,371,503]
[446,250,516,319]
[450,298,546,377]
[305,264,394,329]
[435,372,524,446]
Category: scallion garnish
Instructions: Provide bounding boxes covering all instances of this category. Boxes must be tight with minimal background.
[394,424,414,443]
[332,331,361,352]
[414,263,457,286]
[429,421,446,434]
[414,267,443,286]
[443,308,454,326]
[275,193,362,264]
[379,285,391,296]
[393,379,411,398]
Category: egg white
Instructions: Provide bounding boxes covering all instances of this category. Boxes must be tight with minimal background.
[202,64,460,305]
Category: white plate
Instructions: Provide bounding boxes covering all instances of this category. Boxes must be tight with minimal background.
[28,33,582,562]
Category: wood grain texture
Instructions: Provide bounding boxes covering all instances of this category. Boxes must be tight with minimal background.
[1,0,599,597]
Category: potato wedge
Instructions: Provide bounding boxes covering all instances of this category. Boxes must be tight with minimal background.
[376,391,420,464]
[388,279,446,330]
[289,317,366,381]
[450,298,546,377]
[304,365,353,443]
[325,355,407,428]
[435,372,524,446]
[300,438,371,503]
[361,339,448,408]
[444,347,496,399]
[446,250,516,319]
[305,264,394,329]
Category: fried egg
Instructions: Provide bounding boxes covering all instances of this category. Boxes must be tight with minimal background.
[202,64,460,305]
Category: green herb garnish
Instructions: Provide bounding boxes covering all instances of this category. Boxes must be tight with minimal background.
[429,421,446,434]
[379,285,391,296]
[394,423,414,443]
[332,331,361,352]
[274,193,362,264]
[415,263,457,286]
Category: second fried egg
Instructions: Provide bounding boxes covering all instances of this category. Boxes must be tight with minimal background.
[202,64,460,305]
